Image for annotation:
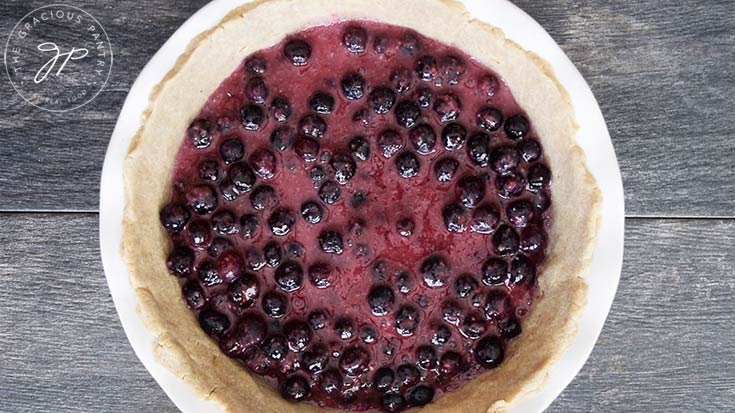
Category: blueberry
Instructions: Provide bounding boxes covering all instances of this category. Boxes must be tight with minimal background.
[240,104,265,131]
[505,115,530,139]
[479,74,499,97]
[480,259,507,288]
[308,263,336,288]
[407,385,434,406]
[187,119,212,149]
[518,138,541,162]
[186,185,218,215]
[368,285,395,316]
[294,136,320,162]
[521,226,547,254]
[395,101,421,128]
[227,162,256,193]
[408,123,436,155]
[395,151,420,178]
[390,67,413,93]
[373,367,395,392]
[339,346,371,376]
[474,336,504,368]
[207,237,231,258]
[396,217,415,237]
[219,138,244,164]
[349,136,371,161]
[309,92,335,114]
[360,326,378,344]
[495,172,525,199]
[369,86,397,114]
[421,255,451,288]
[396,364,420,387]
[167,247,194,277]
[197,261,222,286]
[454,274,478,298]
[431,324,452,347]
[458,175,486,208]
[274,261,303,292]
[434,157,459,183]
[215,250,244,282]
[509,254,536,285]
[467,132,490,167]
[467,200,497,230]
[330,152,357,184]
[438,351,463,376]
[381,394,406,412]
[284,39,311,65]
[399,32,421,56]
[245,77,269,104]
[377,129,404,158]
[228,274,260,308]
[298,114,327,138]
[308,310,328,330]
[352,108,373,127]
[395,271,413,293]
[266,127,292,153]
[318,180,341,204]
[441,300,464,325]
[477,106,503,131]
[160,203,190,232]
[284,241,305,258]
[318,230,344,254]
[394,305,420,336]
[187,220,211,248]
[414,55,437,81]
[198,308,230,338]
[198,160,220,181]
[343,25,367,53]
[302,344,329,373]
[441,123,467,151]
[439,55,465,85]
[341,72,365,100]
[262,335,287,361]
[414,86,433,108]
[269,96,292,122]
[268,208,295,237]
[507,200,535,227]
[492,225,520,256]
[182,281,205,309]
[244,247,266,271]
[319,369,343,394]
[239,213,259,239]
[489,146,520,175]
[442,203,468,233]
[211,210,237,235]
[309,165,326,183]
[300,200,324,224]
[433,93,461,123]
[249,185,278,211]
[262,290,288,318]
[285,321,312,352]
[527,163,551,191]
[416,345,438,369]
[461,311,487,339]
[281,375,310,401]
[499,317,522,338]
[263,241,281,268]
[334,318,355,340]
[484,291,511,320]
[244,55,266,74]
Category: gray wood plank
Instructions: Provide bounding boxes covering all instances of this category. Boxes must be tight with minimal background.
[1,214,733,412]
[0,0,734,216]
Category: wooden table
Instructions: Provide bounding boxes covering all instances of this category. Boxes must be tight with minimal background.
[1,1,733,412]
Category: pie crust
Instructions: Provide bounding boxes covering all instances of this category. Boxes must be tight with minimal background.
[121,0,602,411]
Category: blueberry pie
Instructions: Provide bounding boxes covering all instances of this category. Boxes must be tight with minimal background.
[123,0,601,411]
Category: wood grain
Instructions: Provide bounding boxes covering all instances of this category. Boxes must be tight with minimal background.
[0,0,733,215]
[0,215,733,412]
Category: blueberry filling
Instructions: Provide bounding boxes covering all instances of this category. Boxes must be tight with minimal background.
[162,20,552,412]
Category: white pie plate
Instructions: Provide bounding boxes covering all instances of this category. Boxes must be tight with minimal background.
[100,0,625,411]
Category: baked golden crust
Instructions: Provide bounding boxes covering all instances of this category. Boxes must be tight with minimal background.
[122,0,601,411]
